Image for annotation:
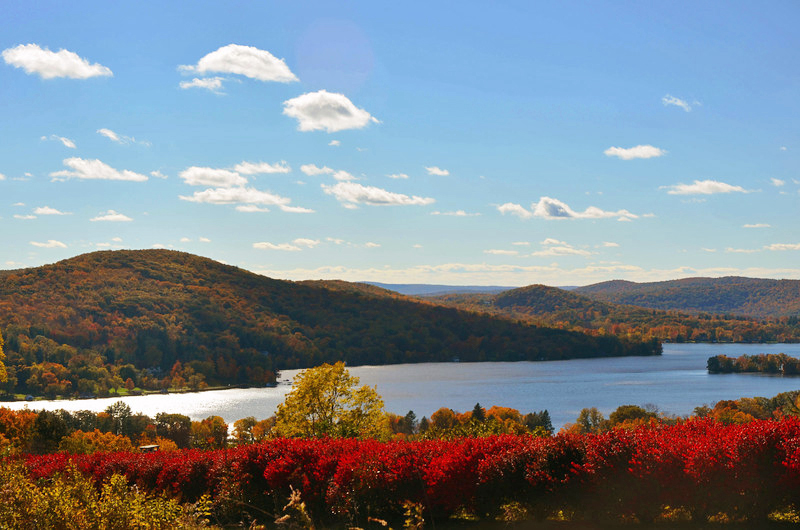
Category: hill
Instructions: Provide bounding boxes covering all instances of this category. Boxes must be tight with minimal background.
[0,250,659,398]
[429,284,800,343]
[574,277,800,318]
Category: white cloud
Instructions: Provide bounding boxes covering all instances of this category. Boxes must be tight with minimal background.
[44,135,76,148]
[322,181,435,207]
[531,246,591,257]
[327,237,345,245]
[293,238,320,248]
[512,241,530,246]
[299,164,354,181]
[179,77,226,93]
[180,237,191,243]
[425,166,450,176]
[97,128,149,146]
[365,242,381,248]
[34,206,69,215]
[541,238,567,246]
[484,249,518,256]
[600,241,620,248]
[111,237,122,242]
[30,239,67,248]
[662,94,692,112]
[2,44,112,79]
[604,145,666,160]
[765,243,800,251]
[300,164,331,176]
[387,173,409,180]
[702,248,717,253]
[90,209,133,222]
[14,214,36,220]
[497,203,534,219]
[253,241,303,251]
[179,166,247,187]
[179,186,312,213]
[180,44,297,83]
[499,197,638,221]
[234,161,291,175]
[431,210,480,217]
[50,157,148,182]
[283,90,379,132]
[661,179,748,195]
[743,223,770,228]
[725,247,759,254]
[199,237,211,243]
[329,140,341,147]
[0,173,5,180]
[771,178,785,187]
[150,170,168,179]
[236,205,270,213]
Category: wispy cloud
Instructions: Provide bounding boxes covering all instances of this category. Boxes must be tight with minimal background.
[3,43,112,79]
[284,90,379,133]
[661,179,748,195]
[387,173,409,180]
[328,140,341,147]
[180,44,297,83]
[431,210,480,217]
[233,161,291,175]
[253,238,319,252]
[179,76,226,93]
[97,128,149,146]
[50,157,148,182]
[743,223,770,228]
[771,178,785,187]
[322,182,435,208]
[604,145,666,160]
[30,239,67,248]
[300,164,354,181]
[484,249,518,256]
[661,94,693,112]
[42,135,76,148]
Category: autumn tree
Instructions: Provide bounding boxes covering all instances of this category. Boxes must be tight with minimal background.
[0,329,7,383]
[273,362,385,439]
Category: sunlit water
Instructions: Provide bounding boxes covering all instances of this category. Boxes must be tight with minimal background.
[4,343,800,429]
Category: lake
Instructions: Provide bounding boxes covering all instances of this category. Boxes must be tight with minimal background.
[5,343,800,429]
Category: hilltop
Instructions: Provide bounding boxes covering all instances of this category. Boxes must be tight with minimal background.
[575,277,800,318]
[0,250,659,398]
[429,283,800,343]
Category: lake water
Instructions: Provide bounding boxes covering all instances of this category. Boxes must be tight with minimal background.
[5,343,800,429]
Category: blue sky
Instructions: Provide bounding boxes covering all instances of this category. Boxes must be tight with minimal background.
[2,1,799,286]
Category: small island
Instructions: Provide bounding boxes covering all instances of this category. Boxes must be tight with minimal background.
[707,353,800,375]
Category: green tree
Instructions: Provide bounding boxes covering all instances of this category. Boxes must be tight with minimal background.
[274,362,385,439]
[576,407,606,434]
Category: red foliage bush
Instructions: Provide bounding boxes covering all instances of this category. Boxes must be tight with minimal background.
[14,417,800,525]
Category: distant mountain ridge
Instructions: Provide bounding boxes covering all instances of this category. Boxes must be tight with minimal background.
[575,277,800,318]
[429,282,800,343]
[364,282,517,296]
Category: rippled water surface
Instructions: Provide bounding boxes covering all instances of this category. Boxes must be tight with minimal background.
[6,343,800,429]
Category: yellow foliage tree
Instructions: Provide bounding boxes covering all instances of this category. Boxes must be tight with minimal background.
[274,362,385,439]
[58,429,135,454]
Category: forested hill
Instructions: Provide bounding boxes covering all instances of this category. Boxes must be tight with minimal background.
[0,250,659,398]
[429,283,800,343]
[574,277,800,318]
